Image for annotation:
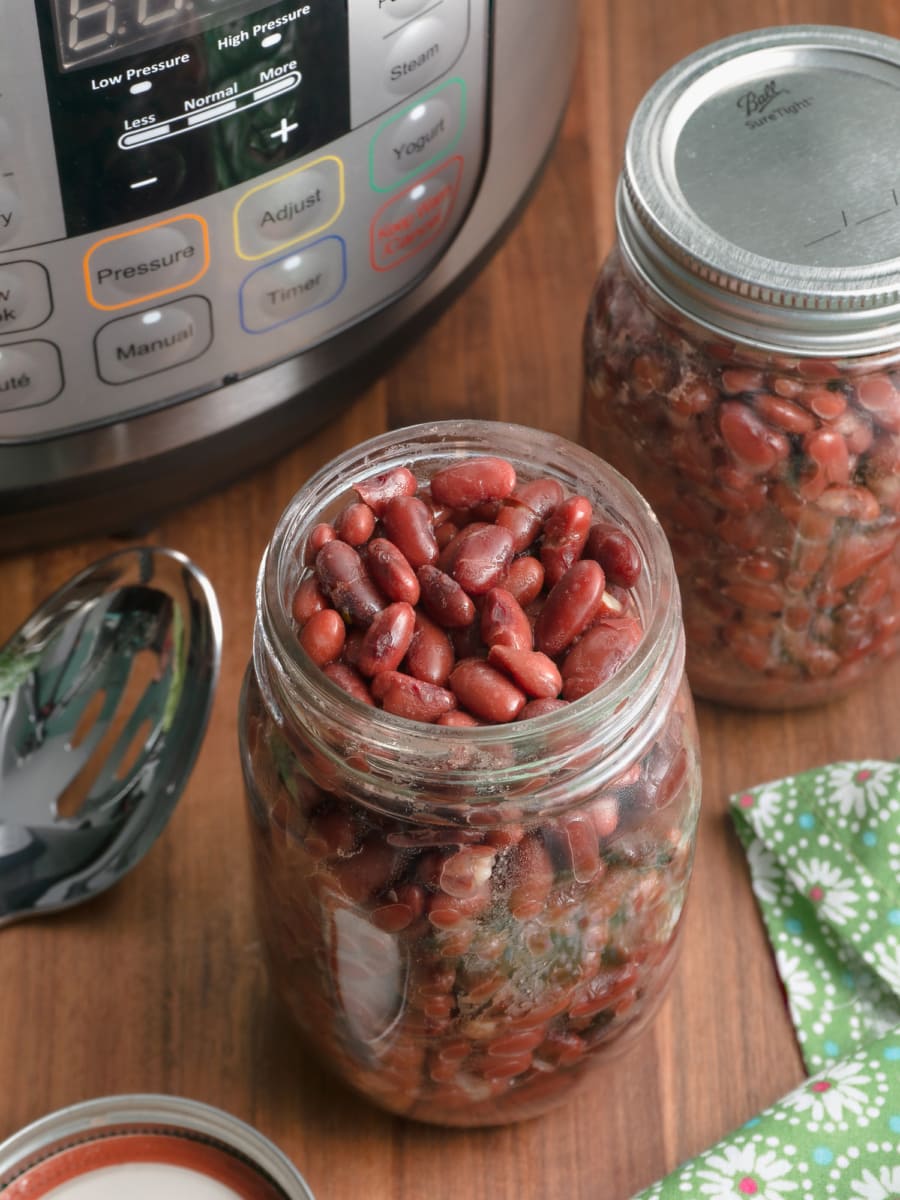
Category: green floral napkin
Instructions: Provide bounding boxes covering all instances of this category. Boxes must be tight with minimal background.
[631,760,900,1200]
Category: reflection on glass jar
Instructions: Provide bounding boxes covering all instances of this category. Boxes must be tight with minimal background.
[582,26,900,709]
[239,420,701,1126]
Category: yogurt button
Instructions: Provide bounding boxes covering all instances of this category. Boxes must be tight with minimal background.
[371,88,459,189]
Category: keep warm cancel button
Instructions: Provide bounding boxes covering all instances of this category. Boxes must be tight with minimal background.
[370,157,462,272]
[84,215,210,311]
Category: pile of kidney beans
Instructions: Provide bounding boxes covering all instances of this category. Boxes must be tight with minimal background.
[289,455,646,721]
[583,249,900,708]
[242,451,699,1125]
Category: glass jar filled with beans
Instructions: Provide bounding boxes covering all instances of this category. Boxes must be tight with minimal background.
[583,26,900,709]
[239,419,701,1126]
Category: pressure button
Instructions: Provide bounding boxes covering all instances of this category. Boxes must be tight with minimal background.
[84,215,209,310]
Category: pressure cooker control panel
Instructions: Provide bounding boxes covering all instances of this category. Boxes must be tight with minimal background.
[0,0,489,440]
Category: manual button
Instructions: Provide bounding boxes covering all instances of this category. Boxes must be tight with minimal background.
[84,214,210,311]
[94,295,212,384]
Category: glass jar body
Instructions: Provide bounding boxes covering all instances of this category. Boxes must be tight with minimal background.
[238,420,701,1126]
[583,247,900,709]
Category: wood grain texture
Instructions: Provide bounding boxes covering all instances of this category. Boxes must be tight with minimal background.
[3,2,900,1196]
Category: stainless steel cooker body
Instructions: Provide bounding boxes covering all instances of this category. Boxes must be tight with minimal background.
[0,0,579,550]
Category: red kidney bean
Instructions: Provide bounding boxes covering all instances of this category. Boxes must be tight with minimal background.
[584,523,642,587]
[299,607,347,666]
[353,465,417,514]
[405,611,455,685]
[487,645,562,699]
[436,710,482,727]
[534,559,607,657]
[437,521,490,573]
[451,524,515,595]
[494,499,542,552]
[417,565,477,628]
[560,617,643,699]
[330,834,399,905]
[556,813,603,883]
[357,602,417,676]
[315,540,384,627]
[333,500,377,546]
[304,521,336,565]
[448,658,527,723]
[306,806,358,860]
[508,835,555,920]
[429,456,517,509]
[719,401,790,472]
[540,495,593,588]
[382,495,440,568]
[502,556,545,606]
[439,846,495,900]
[480,587,532,652]
[291,576,327,625]
[370,671,457,722]
[365,538,421,605]
[322,662,375,706]
[518,697,569,720]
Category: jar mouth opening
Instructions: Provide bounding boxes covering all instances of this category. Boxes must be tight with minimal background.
[258,420,682,802]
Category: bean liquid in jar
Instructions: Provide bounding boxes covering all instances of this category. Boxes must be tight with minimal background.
[583,26,900,709]
[239,420,701,1126]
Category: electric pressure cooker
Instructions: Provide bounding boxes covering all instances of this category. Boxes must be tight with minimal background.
[0,0,579,550]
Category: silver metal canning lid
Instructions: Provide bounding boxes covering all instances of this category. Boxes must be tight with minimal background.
[617,24,900,356]
[0,1095,315,1199]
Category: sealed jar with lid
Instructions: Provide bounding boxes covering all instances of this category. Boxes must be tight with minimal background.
[583,25,900,709]
[238,419,701,1126]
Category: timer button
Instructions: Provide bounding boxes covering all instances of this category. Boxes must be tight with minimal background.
[84,215,210,311]
[94,296,213,384]
[239,236,347,333]
[370,80,463,190]
[234,157,344,261]
[385,17,454,97]
[0,340,63,414]
[0,181,22,248]
[0,261,53,335]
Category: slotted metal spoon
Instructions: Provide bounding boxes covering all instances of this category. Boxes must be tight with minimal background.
[0,546,221,926]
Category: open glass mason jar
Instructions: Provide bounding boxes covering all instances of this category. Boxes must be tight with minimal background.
[583,26,900,709]
[239,420,701,1126]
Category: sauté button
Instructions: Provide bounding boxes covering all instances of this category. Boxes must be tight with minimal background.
[84,215,209,310]
[94,296,212,384]
[0,341,63,413]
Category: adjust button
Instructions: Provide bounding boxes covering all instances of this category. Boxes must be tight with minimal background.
[370,80,463,190]
[94,295,212,384]
[84,214,209,311]
[234,157,344,261]
[0,181,22,248]
[0,340,63,413]
[0,261,53,335]
[385,18,455,97]
[240,237,346,333]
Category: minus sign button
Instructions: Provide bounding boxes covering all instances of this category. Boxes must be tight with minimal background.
[130,176,158,189]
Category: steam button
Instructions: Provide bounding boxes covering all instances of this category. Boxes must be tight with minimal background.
[385,19,452,96]
[0,341,63,414]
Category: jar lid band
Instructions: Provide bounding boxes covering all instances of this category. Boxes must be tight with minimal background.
[618,24,900,355]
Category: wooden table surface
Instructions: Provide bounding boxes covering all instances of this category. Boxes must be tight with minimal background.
[3,1,900,1196]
